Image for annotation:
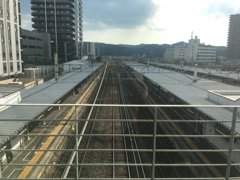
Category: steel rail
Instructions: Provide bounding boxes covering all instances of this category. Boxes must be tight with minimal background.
[121,91,145,178]
[3,103,240,108]
[2,148,239,153]
[2,177,228,180]
[62,61,109,178]
[118,72,131,178]
[120,64,148,178]
[0,134,237,138]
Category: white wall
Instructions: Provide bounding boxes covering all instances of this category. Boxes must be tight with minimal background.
[0,91,21,111]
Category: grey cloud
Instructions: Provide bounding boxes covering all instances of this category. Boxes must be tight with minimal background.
[83,0,158,30]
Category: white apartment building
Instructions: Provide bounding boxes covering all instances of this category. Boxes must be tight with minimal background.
[184,36,216,64]
[164,46,185,63]
[164,36,216,64]
[0,0,22,78]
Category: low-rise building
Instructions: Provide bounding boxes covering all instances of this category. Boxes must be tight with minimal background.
[164,46,185,63]
[21,29,52,64]
[164,36,216,65]
[83,42,96,60]
[184,36,216,64]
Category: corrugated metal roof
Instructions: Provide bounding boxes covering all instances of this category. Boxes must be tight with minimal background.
[126,62,240,133]
[0,64,102,146]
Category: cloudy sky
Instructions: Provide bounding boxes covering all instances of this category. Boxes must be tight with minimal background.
[21,0,240,46]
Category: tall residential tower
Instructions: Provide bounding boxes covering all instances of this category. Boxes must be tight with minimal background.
[31,0,83,62]
[0,0,22,78]
[227,14,240,61]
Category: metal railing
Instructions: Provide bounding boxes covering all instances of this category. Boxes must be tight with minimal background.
[0,104,240,180]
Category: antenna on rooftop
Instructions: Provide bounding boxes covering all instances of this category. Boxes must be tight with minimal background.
[191,31,193,39]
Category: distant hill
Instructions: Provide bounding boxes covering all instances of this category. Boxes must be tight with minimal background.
[94,42,227,58]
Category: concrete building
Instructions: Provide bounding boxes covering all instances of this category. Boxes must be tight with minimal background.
[184,36,216,64]
[164,46,185,63]
[31,0,83,62]
[95,47,101,57]
[83,42,96,60]
[164,36,216,64]
[0,0,22,78]
[227,14,240,61]
[21,29,52,63]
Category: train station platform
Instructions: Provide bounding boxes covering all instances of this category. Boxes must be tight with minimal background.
[0,62,103,147]
[126,62,240,131]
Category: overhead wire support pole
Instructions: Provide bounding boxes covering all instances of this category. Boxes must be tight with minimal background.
[225,107,238,180]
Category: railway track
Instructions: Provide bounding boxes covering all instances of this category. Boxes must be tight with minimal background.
[3,60,239,179]
[77,60,129,178]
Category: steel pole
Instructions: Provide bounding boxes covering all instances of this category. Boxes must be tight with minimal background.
[152,107,157,180]
[225,107,238,179]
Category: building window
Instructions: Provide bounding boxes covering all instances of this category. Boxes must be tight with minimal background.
[17,62,20,71]
[3,63,7,73]
[2,52,5,59]
[10,62,13,72]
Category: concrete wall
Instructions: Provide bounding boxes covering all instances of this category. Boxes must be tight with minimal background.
[0,91,21,111]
